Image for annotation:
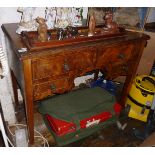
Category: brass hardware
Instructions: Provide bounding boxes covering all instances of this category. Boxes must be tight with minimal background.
[50,84,56,90]
[64,63,70,71]
[118,53,125,59]
[122,65,128,72]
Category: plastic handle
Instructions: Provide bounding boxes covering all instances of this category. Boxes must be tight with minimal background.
[142,76,155,86]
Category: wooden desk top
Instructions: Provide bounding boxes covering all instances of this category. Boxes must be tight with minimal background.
[2,23,150,60]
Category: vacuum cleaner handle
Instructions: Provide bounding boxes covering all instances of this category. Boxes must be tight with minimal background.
[142,76,155,86]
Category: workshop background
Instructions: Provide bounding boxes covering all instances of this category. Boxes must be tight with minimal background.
[0,7,155,147]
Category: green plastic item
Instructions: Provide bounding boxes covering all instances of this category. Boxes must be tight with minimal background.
[43,115,117,146]
[38,87,117,146]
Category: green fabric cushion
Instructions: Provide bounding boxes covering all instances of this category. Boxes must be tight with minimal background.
[38,87,117,146]
[39,87,116,125]
[43,115,117,146]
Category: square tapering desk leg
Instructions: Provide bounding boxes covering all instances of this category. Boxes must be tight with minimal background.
[23,59,34,145]
[10,69,19,109]
[120,40,147,106]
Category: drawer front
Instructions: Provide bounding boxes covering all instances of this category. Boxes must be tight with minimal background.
[96,43,135,67]
[69,46,96,74]
[104,60,136,79]
[33,77,72,101]
[32,46,96,80]
[106,63,129,79]
[32,54,72,80]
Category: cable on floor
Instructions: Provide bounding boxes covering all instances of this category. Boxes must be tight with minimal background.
[7,123,49,147]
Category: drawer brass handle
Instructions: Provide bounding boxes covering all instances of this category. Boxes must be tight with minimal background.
[50,84,56,91]
[118,53,125,59]
[122,65,128,72]
[64,63,70,71]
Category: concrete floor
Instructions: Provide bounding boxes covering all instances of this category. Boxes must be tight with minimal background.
[24,111,147,147]
[0,109,148,147]
[67,118,144,147]
[0,85,148,147]
[0,132,5,147]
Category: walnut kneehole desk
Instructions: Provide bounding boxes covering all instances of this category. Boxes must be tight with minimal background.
[2,23,150,144]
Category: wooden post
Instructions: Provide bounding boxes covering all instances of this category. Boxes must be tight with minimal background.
[120,40,147,106]
[10,70,19,109]
[23,59,34,145]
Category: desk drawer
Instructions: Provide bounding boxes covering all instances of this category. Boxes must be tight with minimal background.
[33,77,71,101]
[32,46,96,80]
[96,43,135,67]
[105,61,135,79]
[32,54,72,80]
[70,47,95,71]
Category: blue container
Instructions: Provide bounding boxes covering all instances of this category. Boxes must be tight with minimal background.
[150,60,155,77]
[90,77,117,95]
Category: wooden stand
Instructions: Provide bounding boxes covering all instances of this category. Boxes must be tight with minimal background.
[2,23,150,144]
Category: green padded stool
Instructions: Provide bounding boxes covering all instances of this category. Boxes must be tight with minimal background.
[38,87,117,146]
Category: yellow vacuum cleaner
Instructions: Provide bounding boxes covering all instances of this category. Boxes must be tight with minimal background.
[125,75,155,122]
